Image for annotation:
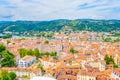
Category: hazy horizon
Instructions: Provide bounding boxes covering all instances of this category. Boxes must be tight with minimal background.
[1,18,120,22]
[0,0,120,21]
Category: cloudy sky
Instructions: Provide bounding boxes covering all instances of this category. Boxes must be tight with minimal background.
[0,0,120,21]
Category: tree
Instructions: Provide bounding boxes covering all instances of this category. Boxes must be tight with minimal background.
[19,48,27,57]
[0,70,11,80]
[113,64,118,68]
[9,72,16,80]
[38,64,44,72]
[44,40,49,44]
[104,54,109,60]
[104,54,109,64]
[0,34,12,39]
[6,40,11,44]
[1,51,15,67]
[104,54,118,68]
[27,49,33,55]
[0,70,16,80]
[44,52,49,57]
[109,56,115,64]
[104,54,114,64]
[102,37,112,42]
[0,44,14,67]
[70,47,77,54]
[34,48,40,58]
[0,43,6,52]
[70,47,74,53]
[50,52,57,57]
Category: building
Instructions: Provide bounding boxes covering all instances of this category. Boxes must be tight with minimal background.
[111,68,120,79]
[97,69,112,80]
[77,68,100,80]
[89,61,105,71]
[40,57,58,69]
[18,56,36,67]
[77,71,96,80]
[54,65,81,80]
[30,76,56,80]
[0,67,41,79]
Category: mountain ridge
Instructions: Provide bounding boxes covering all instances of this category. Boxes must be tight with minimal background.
[0,19,120,32]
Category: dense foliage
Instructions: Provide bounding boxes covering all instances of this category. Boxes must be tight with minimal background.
[112,33,120,37]
[0,19,120,32]
[0,43,15,67]
[0,70,16,80]
[44,40,49,44]
[104,54,118,68]
[0,34,12,39]
[102,37,120,43]
[37,64,44,72]
[70,47,78,54]
[19,48,57,58]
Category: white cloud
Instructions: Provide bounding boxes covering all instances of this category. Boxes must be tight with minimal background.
[0,0,120,20]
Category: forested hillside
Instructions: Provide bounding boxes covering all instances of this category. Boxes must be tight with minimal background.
[0,19,120,32]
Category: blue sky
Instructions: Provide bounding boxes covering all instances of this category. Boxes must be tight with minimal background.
[0,0,120,21]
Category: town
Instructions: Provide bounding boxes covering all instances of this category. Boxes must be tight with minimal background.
[0,31,120,80]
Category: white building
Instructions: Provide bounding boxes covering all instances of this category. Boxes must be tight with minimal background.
[0,67,41,79]
[77,71,97,80]
[18,56,36,67]
[40,57,58,69]
[111,68,120,79]
[30,76,56,80]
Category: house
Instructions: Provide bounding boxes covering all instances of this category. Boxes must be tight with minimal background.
[60,54,74,62]
[116,56,120,67]
[18,56,36,67]
[40,57,59,69]
[97,69,112,80]
[77,67,100,80]
[89,61,105,71]
[55,65,80,80]
[111,68,120,79]
[77,71,96,80]
[0,67,41,78]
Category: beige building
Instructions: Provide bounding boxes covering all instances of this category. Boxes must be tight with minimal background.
[89,61,105,71]
[0,67,41,78]
[77,70,97,80]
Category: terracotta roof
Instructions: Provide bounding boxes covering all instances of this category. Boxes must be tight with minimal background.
[76,54,86,60]
[58,75,77,80]
[60,54,74,61]
[113,68,120,75]
[21,55,36,61]
[0,67,40,73]
[97,69,112,78]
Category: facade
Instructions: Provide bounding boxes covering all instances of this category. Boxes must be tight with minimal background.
[30,77,56,80]
[77,68,100,80]
[89,61,105,71]
[18,56,36,67]
[40,57,58,69]
[77,75,96,80]
[0,67,41,78]
[55,65,80,80]
[111,68,120,79]
[116,57,120,67]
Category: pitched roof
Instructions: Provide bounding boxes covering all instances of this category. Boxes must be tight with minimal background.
[113,68,120,75]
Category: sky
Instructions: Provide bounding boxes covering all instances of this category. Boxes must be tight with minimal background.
[0,0,120,21]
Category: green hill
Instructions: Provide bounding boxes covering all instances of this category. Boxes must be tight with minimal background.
[0,19,120,32]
